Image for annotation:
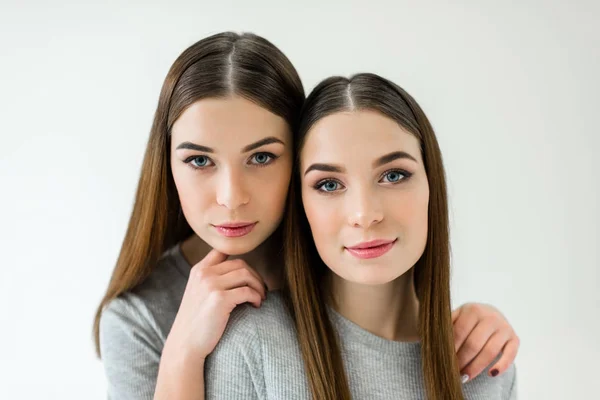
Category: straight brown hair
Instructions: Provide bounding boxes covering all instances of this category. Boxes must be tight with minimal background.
[93,31,305,356]
[283,73,464,399]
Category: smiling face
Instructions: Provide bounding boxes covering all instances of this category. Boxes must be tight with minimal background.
[300,109,430,285]
[170,96,292,255]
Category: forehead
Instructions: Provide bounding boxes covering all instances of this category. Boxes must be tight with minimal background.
[171,96,291,147]
[301,110,422,166]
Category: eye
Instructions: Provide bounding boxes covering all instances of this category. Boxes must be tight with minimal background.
[380,169,411,183]
[249,152,277,166]
[315,179,345,193]
[185,155,214,169]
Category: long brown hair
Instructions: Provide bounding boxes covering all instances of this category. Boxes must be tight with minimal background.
[93,32,305,356]
[283,73,464,399]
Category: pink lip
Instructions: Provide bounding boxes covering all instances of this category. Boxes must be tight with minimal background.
[345,239,396,259]
[213,222,257,237]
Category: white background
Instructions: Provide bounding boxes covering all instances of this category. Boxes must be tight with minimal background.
[1,0,598,398]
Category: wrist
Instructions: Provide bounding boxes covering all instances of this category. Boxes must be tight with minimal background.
[162,336,205,370]
[155,340,205,400]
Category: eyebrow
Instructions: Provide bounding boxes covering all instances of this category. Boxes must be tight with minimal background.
[304,163,345,176]
[175,136,284,154]
[242,136,285,153]
[304,151,418,177]
[373,151,418,167]
[175,142,214,153]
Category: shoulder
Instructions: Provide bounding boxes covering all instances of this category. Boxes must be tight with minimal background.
[207,291,296,371]
[232,290,295,340]
[100,244,189,356]
[216,290,294,351]
[99,245,191,398]
[205,292,295,399]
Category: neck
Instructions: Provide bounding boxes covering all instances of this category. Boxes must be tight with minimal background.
[329,268,420,342]
[180,234,283,290]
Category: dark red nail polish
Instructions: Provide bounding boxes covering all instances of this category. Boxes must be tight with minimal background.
[490,369,499,377]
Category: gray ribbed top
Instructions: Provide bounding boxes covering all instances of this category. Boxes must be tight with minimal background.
[205,291,517,399]
[99,244,190,399]
[100,243,516,399]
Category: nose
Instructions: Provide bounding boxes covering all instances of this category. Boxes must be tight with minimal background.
[346,186,383,229]
[216,168,250,210]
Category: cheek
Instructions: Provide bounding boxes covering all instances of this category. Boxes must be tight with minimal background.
[391,184,429,244]
[171,165,212,216]
[302,191,341,256]
[254,159,292,210]
[272,160,293,201]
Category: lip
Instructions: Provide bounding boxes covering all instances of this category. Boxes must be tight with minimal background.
[212,222,257,237]
[345,239,397,259]
[346,239,396,250]
[215,222,256,228]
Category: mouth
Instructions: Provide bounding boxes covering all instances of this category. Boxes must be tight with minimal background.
[345,239,397,259]
[212,222,257,238]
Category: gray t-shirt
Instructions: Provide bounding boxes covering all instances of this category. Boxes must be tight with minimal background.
[100,244,517,399]
[99,244,191,399]
[205,291,517,400]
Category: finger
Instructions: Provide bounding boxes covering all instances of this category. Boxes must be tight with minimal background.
[225,286,263,309]
[453,307,480,352]
[218,268,266,299]
[214,259,265,288]
[460,330,508,380]
[197,248,228,268]
[188,250,229,288]
[452,307,461,324]
[488,336,520,377]
[456,317,499,370]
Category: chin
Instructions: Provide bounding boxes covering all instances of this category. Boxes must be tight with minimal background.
[212,240,258,255]
[345,265,411,286]
[203,231,269,256]
[350,274,397,286]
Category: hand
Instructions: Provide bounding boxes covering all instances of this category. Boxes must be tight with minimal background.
[164,249,267,362]
[452,303,519,383]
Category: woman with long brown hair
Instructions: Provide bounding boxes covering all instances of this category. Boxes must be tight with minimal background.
[95,32,519,399]
[205,73,517,399]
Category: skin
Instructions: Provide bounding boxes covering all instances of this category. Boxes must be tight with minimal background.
[171,97,292,260]
[152,97,519,400]
[301,109,519,382]
[301,110,426,342]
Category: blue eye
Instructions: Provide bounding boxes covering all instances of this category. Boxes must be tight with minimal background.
[188,156,213,168]
[250,152,274,165]
[316,180,343,192]
[381,170,409,183]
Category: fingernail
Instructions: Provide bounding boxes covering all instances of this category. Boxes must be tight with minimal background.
[461,374,469,384]
[490,369,499,377]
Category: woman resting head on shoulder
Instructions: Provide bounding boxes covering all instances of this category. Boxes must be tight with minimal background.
[94,31,518,399]
[205,73,517,400]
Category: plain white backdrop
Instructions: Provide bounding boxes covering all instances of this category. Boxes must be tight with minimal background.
[1,0,598,398]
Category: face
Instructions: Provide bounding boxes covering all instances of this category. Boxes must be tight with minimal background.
[301,110,429,285]
[171,96,292,255]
